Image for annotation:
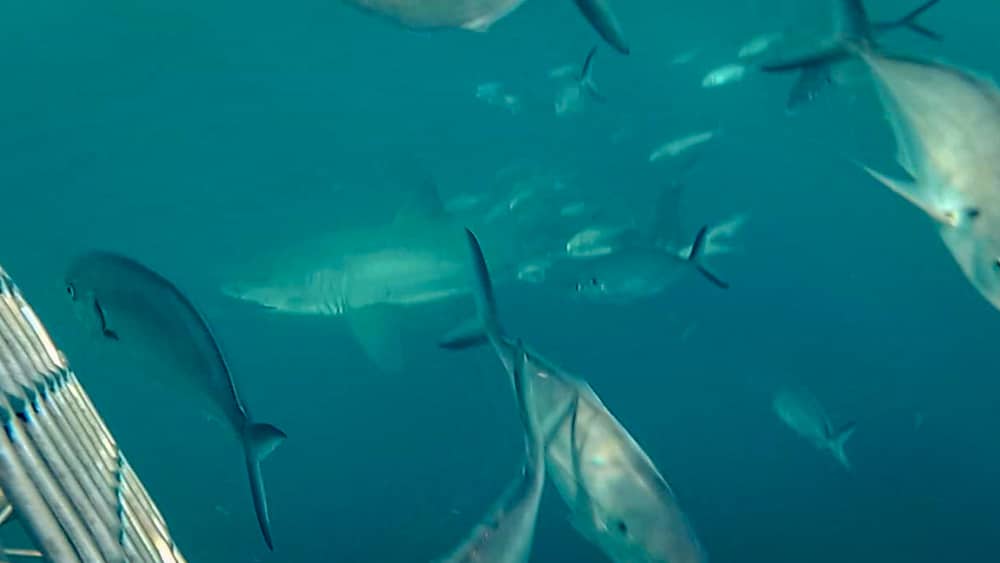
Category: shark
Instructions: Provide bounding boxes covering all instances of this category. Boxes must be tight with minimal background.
[759,0,942,112]
[433,342,577,563]
[442,228,707,563]
[773,388,856,471]
[222,179,495,373]
[343,0,629,54]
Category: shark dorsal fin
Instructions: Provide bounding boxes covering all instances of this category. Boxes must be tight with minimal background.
[394,178,446,224]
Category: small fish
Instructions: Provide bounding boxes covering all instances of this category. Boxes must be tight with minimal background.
[738,32,783,60]
[773,388,856,471]
[701,63,747,88]
[565,224,639,258]
[670,48,701,66]
[559,201,589,218]
[649,129,718,162]
[516,259,551,284]
[65,252,286,549]
[548,64,578,80]
[555,46,606,117]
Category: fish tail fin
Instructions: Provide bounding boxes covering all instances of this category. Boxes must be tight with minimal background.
[874,0,943,40]
[579,46,607,102]
[572,0,630,54]
[686,226,730,290]
[464,228,505,344]
[243,422,287,550]
[830,421,857,471]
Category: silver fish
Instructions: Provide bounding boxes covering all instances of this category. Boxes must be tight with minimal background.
[442,228,707,563]
[65,252,286,550]
[859,51,1000,312]
[773,388,856,471]
[648,129,718,163]
[555,46,606,117]
[433,342,576,563]
[701,63,747,88]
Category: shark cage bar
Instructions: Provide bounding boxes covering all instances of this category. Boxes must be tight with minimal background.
[0,264,187,562]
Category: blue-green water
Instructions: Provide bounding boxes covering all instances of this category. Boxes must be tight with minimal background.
[2,0,999,561]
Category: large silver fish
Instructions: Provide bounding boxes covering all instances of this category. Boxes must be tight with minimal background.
[760,0,942,112]
[344,0,629,54]
[433,343,576,563]
[65,252,286,550]
[443,229,706,563]
[859,51,1000,312]
[222,180,474,373]
[773,389,856,471]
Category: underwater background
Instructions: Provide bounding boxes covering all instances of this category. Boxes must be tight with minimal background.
[2,0,999,561]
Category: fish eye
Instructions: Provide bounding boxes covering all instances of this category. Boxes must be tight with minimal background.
[590,277,599,286]
[993,258,1000,273]
[616,520,628,535]
[66,283,76,300]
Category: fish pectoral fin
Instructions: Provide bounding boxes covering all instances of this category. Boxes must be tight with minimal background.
[93,300,119,341]
[346,305,404,373]
[860,165,958,227]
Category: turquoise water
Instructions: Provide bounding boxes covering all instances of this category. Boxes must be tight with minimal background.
[2,0,999,561]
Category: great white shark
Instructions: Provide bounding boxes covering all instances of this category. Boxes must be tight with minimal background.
[442,228,706,563]
[222,180,502,373]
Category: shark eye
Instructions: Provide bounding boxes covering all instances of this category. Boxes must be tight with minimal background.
[616,520,628,535]
[66,283,76,300]
[590,277,599,286]
[993,258,1000,273]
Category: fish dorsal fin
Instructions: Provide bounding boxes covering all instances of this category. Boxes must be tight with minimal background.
[394,178,446,224]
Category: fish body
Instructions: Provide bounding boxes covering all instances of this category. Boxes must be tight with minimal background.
[433,342,572,563]
[65,252,286,549]
[450,229,707,563]
[565,224,640,258]
[738,32,783,60]
[570,246,694,303]
[773,389,856,470]
[648,130,717,162]
[701,64,747,88]
[860,52,1000,311]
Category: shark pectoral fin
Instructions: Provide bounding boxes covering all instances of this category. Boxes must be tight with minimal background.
[860,165,957,227]
[243,422,287,550]
[438,317,489,350]
[346,306,404,373]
